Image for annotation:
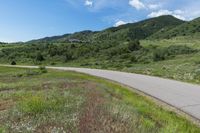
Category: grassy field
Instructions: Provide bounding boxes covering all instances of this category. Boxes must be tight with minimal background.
[0,66,200,133]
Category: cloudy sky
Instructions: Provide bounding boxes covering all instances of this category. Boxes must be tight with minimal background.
[0,0,200,42]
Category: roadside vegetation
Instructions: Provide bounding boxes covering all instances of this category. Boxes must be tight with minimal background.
[0,66,200,132]
[1,35,200,84]
[0,15,200,84]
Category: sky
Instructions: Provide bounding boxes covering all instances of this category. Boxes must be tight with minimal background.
[0,0,200,42]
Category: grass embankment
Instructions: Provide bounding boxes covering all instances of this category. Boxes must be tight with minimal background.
[0,66,200,133]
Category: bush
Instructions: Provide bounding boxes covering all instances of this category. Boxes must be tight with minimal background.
[39,66,48,73]
[36,52,45,61]
[153,50,166,61]
[153,45,196,62]
[166,45,196,55]
[11,61,16,65]
[130,55,138,63]
[128,40,142,51]
[50,62,56,65]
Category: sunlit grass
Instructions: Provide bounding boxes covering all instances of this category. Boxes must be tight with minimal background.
[0,66,200,132]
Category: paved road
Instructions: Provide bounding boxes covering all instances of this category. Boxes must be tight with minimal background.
[1,65,200,121]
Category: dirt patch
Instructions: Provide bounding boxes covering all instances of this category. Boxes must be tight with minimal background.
[0,76,19,83]
[0,100,14,111]
[78,88,134,133]
[79,89,105,133]
[0,88,15,93]
[79,81,97,90]
[30,82,55,90]
[59,81,97,90]
[35,123,70,133]
[59,82,78,89]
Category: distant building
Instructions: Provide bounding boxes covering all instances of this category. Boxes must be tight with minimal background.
[68,39,82,43]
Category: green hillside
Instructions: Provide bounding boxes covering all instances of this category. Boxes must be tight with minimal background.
[94,15,184,41]
[150,17,200,39]
[1,15,200,84]
[29,15,184,43]
[29,30,96,43]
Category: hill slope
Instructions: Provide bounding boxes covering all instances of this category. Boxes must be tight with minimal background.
[29,15,185,43]
[150,17,200,39]
[94,15,184,41]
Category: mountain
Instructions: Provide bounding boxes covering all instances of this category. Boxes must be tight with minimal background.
[149,17,200,39]
[29,30,97,43]
[93,15,184,41]
[29,15,185,43]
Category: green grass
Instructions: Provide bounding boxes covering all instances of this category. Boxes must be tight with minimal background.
[0,66,200,132]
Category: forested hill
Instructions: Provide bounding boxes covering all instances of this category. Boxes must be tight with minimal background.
[149,17,200,39]
[29,15,185,43]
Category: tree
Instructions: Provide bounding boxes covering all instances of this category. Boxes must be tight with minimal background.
[153,50,166,61]
[36,52,44,61]
[64,52,73,62]
[11,61,16,65]
[128,40,142,51]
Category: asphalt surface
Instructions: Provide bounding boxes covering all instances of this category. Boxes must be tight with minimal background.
[1,65,200,121]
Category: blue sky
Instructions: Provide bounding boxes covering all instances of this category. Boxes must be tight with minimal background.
[0,0,200,42]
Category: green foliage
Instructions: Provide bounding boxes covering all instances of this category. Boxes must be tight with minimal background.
[18,94,66,114]
[10,61,16,65]
[153,45,196,61]
[0,15,196,66]
[0,127,6,133]
[39,66,48,73]
[36,52,45,61]
[128,40,142,51]
[130,54,138,63]
[150,17,200,39]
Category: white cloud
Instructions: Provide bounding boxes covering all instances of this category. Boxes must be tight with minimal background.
[147,10,171,17]
[114,20,127,27]
[129,0,145,10]
[114,20,135,27]
[174,10,184,14]
[147,9,186,20]
[85,0,93,7]
[148,4,161,10]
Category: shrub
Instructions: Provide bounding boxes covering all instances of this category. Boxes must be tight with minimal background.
[39,66,48,73]
[128,40,142,51]
[153,45,196,62]
[11,61,16,65]
[36,52,45,61]
[50,62,56,65]
[130,55,138,63]
[64,52,73,62]
[166,45,196,55]
[153,50,166,61]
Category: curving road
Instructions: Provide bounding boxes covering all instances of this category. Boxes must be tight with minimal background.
[1,65,200,121]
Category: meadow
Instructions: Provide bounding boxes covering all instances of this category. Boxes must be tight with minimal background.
[0,66,200,132]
